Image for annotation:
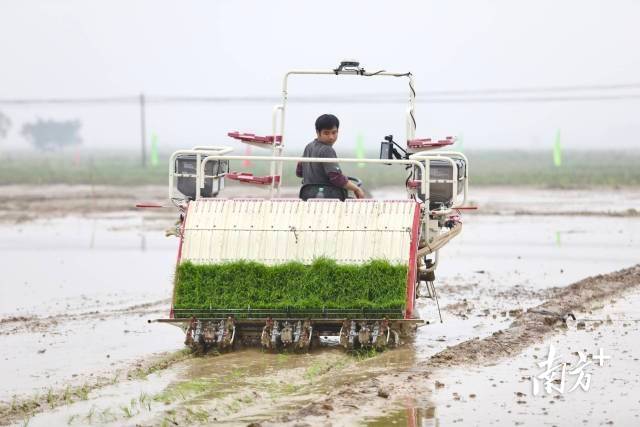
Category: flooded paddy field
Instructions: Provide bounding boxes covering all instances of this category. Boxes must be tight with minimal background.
[0,185,639,426]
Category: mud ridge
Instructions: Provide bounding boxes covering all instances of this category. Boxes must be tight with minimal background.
[512,209,639,218]
[262,264,640,426]
[428,264,640,368]
[0,298,170,336]
[0,349,191,425]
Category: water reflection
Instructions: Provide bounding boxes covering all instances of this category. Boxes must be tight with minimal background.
[368,405,439,427]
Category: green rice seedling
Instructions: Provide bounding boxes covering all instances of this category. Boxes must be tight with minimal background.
[333,356,350,370]
[129,398,138,412]
[276,353,289,365]
[185,407,209,423]
[174,258,407,311]
[74,384,89,401]
[99,407,115,423]
[138,392,151,411]
[152,391,172,406]
[84,406,96,423]
[10,395,18,412]
[229,368,243,379]
[280,384,299,395]
[226,400,241,414]
[153,379,211,405]
[120,405,134,418]
[46,388,55,408]
[303,360,334,381]
[162,412,179,426]
[62,386,72,404]
[349,347,379,360]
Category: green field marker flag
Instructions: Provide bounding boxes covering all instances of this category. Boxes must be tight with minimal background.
[355,133,366,168]
[553,129,562,167]
[150,133,159,167]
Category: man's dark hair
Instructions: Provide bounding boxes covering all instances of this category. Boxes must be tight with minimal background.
[315,114,340,132]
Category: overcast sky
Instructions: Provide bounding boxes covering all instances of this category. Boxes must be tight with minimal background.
[1,0,639,152]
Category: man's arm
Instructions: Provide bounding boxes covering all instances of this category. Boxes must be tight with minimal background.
[321,146,365,198]
[296,162,303,178]
[327,171,347,187]
[343,180,365,198]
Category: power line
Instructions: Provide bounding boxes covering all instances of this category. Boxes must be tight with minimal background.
[151,92,640,103]
[368,93,640,104]
[1,94,639,105]
[0,96,138,105]
[418,82,640,96]
[1,83,640,106]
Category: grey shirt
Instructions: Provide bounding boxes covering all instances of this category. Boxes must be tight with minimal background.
[297,139,347,187]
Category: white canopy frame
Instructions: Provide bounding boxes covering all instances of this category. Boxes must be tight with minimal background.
[269,66,417,196]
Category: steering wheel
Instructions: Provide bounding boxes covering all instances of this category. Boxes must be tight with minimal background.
[347,176,363,187]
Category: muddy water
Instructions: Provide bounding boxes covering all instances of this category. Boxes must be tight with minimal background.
[0,215,184,400]
[412,213,639,368]
[16,348,420,426]
[2,187,639,425]
[0,214,176,316]
[377,289,640,426]
[437,214,638,286]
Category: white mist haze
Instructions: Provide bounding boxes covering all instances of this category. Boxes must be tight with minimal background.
[1,0,639,153]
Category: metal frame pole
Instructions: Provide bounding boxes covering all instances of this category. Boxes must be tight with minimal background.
[140,93,147,167]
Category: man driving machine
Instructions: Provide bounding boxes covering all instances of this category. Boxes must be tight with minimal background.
[296,114,365,200]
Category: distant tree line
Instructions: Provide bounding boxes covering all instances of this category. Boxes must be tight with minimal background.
[0,111,11,139]
[21,118,82,150]
[0,110,82,150]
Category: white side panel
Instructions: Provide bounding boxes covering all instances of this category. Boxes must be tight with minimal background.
[181,199,418,265]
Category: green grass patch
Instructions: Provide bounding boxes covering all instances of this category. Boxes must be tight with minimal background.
[174,258,407,310]
[3,149,640,187]
[464,150,640,187]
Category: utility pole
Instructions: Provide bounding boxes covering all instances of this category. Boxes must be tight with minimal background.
[139,93,147,167]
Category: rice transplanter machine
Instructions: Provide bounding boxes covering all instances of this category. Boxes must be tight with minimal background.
[146,61,470,353]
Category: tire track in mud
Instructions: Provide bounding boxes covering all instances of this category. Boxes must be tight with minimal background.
[0,299,170,336]
[257,264,640,426]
